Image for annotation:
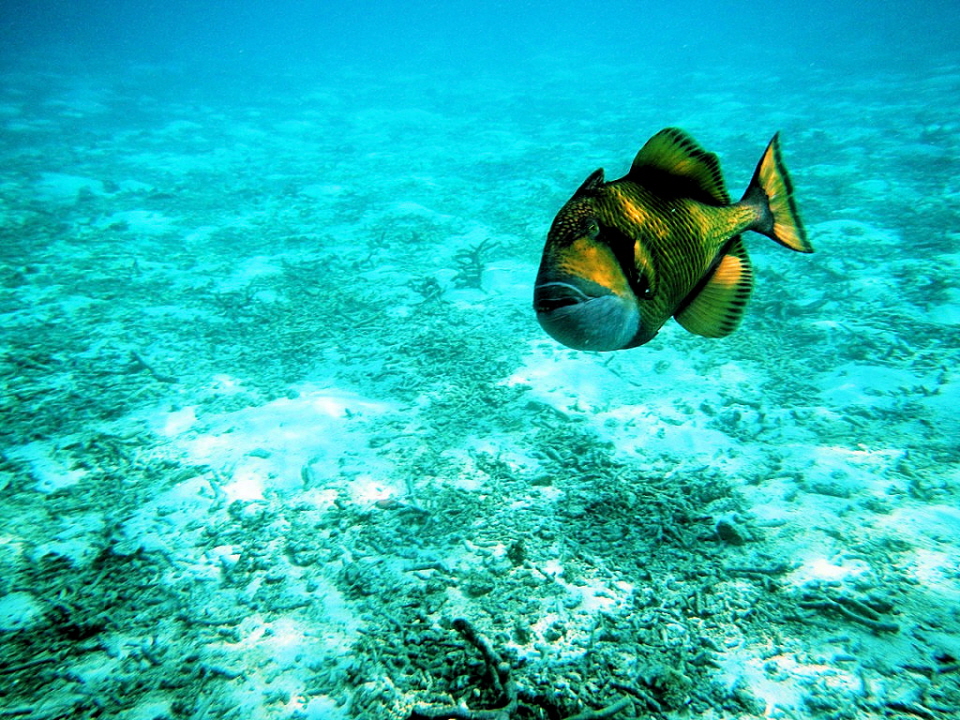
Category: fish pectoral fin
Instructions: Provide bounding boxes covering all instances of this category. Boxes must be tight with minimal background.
[674,240,754,338]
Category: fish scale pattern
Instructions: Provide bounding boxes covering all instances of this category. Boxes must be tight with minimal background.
[598,180,756,339]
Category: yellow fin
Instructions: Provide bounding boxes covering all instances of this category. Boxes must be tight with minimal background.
[630,128,729,205]
[747,133,812,252]
[674,239,754,337]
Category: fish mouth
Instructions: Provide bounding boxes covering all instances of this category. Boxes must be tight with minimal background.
[533,278,639,351]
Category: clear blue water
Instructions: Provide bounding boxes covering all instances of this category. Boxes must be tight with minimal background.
[5,0,958,73]
[1,2,958,719]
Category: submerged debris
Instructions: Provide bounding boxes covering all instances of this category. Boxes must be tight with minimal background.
[452,239,498,290]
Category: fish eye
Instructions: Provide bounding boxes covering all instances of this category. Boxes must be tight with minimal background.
[592,223,654,301]
[581,218,600,239]
[592,222,630,253]
[637,275,652,300]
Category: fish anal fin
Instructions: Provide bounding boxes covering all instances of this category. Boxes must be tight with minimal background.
[674,240,754,338]
[629,128,730,205]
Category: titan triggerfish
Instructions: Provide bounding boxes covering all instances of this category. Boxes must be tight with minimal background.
[533,128,813,351]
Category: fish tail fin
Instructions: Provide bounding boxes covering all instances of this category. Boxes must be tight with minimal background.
[742,133,813,253]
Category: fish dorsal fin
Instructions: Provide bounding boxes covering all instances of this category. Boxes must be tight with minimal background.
[572,168,605,199]
[629,128,729,205]
[674,238,753,337]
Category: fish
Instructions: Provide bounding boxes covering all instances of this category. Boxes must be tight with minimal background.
[533,127,813,351]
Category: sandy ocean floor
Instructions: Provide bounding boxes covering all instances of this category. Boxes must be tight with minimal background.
[1,53,959,720]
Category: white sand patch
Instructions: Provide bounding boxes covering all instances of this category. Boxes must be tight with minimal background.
[462,433,543,476]
[116,179,155,194]
[155,383,398,503]
[157,405,198,436]
[200,591,355,720]
[720,650,859,718]
[236,612,347,669]
[96,209,177,235]
[299,697,348,720]
[511,339,769,469]
[213,254,285,292]
[9,440,87,493]
[808,219,900,249]
[182,225,220,244]
[907,547,960,598]
[439,437,539,494]
[885,504,960,546]
[44,84,110,116]
[821,362,924,409]
[748,487,844,542]
[787,555,874,587]
[158,119,204,135]
[594,397,732,458]
[35,172,105,203]
[482,259,535,301]
[924,283,960,325]
[301,183,346,198]
[0,591,44,631]
[123,151,215,173]
[118,699,172,720]
[783,442,904,499]
[386,200,452,221]
[922,375,960,432]
[746,477,806,524]
[119,475,216,563]
[850,178,894,195]
[847,274,900,304]
[538,557,634,616]
[506,340,620,413]
[38,511,106,565]
[141,304,210,321]
[925,300,960,325]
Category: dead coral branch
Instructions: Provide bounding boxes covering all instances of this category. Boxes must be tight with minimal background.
[407,618,633,720]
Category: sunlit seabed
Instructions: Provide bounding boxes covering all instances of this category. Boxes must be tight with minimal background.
[1,55,959,719]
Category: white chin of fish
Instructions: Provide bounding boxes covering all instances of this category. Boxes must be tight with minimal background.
[537,294,639,351]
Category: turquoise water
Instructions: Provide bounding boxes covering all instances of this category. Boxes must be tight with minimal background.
[1,3,959,719]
